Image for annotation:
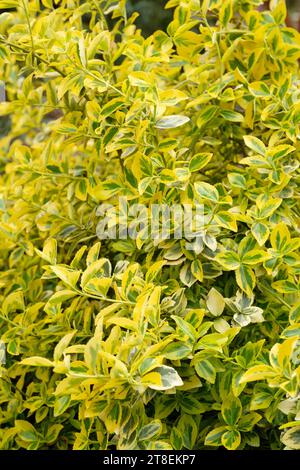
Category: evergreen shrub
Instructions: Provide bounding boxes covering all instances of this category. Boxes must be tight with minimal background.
[0,0,299,450]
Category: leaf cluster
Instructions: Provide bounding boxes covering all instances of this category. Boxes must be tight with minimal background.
[0,0,299,450]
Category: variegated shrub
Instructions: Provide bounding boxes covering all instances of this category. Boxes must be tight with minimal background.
[0,0,299,450]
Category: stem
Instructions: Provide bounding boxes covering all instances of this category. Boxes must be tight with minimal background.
[0,376,27,399]
[68,286,134,306]
[0,313,20,328]
[259,282,291,309]
[21,169,81,180]
[20,197,94,234]
[91,0,109,30]
[78,289,134,306]
[0,37,66,77]
[21,0,35,56]
[202,16,224,80]
[30,104,68,110]
[83,68,125,97]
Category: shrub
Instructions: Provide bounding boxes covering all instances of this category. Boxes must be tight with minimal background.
[0,0,300,451]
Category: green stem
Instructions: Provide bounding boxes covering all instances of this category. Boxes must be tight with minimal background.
[91,0,109,30]
[0,313,20,328]
[22,169,81,180]
[83,68,125,97]
[202,16,224,80]
[0,376,27,399]
[21,0,35,55]
[259,282,291,309]
[79,289,134,306]
[20,197,93,233]
[0,37,66,77]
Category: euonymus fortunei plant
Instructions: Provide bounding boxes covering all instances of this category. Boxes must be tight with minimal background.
[0,0,300,450]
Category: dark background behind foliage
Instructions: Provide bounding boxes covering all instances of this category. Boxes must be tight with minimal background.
[128,0,300,36]
[0,1,300,37]
[127,0,173,36]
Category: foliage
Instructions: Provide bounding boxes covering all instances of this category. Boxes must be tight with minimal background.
[0,0,300,450]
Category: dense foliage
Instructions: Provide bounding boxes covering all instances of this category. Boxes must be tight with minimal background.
[0,0,300,450]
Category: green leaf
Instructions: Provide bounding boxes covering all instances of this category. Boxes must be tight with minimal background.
[45,424,64,444]
[138,420,162,441]
[83,277,112,297]
[145,260,165,283]
[242,249,270,265]
[219,0,233,27]
[170,427,183,450]
[2,291,24,316]
[236,265,256,295]
[86,101,101,121]
[180,262,197,287]
[221,430,241,450]
[189,153,212,172]
[84,337,100,373]
[171,315,197,341]
[35,238,57,264]
[75,179,88,201]
[243,135,266,156]
[21,357,54,367]
[251,222,269,246]
[57,72,84,99]
[128,71,151,88]
[45,290,78,307]
[81,258,112,288]
[256,197,282,219]
[249,81,270,97]
[146,441,173,450]
[196,105,218,128]
[206,287,225,317]
[250,385,274,411]
[214,211,237,232]
[194,358,216,384]
[154,396,177,420]
[54,331,76,362]
[240,365,276,383]
[197,333,228,352]
[177,415,198,449]
[272,280,299,294]
[155,115,190,129]
[194,181,219,203]
[281,426,300,450]
[101,98,124,117]
[7,338,20,355]
[163,342,192,360]
[221,395,242,426]
[238,235,257,257]
[50,265,81,289]
[54,395,72,417]
[76,37,87,67]
[268,144,295,160]
[178,395,208,414]
[215,251,240,270]
[220,109,243,122]
[270,222,290,252]
[239,155,267,167]
[228,173,247,189]
[204,426,227,446]
[141,366,183,390]
[191,259,203,282]
[289,302,300,324]
[15,421,39,443]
